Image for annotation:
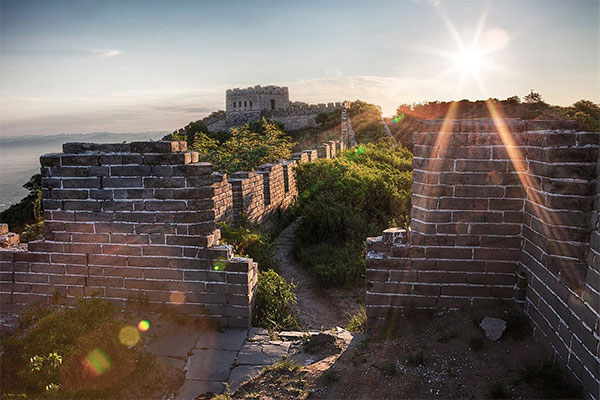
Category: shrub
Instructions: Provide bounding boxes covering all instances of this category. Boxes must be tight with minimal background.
[252,269,299,331]
[295,242,364,287]
[219,222,279,272]
[293,142,412,287]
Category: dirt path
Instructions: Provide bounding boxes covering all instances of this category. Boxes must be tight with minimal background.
[275,221,361,330]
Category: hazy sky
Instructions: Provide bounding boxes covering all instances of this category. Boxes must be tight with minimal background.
[1,0,598,136]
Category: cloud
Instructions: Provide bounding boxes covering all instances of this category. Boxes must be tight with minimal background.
[92,49,121,58]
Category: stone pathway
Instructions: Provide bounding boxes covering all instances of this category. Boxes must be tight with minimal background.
[148,327,361,399]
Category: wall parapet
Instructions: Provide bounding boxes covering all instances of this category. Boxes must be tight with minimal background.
[365,118,599,396]
[1,139,344,329]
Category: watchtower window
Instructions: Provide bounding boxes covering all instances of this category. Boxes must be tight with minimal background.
[238,101,241,107]
[244,101,247,107]
[250,101,252,107]
[233,102,236,108]
[271,99,275,110]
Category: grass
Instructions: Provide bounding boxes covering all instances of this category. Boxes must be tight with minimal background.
[344,305,366,333]
[264,359,301,373]
[0,298,161,399]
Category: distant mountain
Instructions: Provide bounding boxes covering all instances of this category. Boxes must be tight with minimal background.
[0,131,168,212]
[0,131,169,147]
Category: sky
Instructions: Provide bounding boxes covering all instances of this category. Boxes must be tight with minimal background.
[1,0,598,137]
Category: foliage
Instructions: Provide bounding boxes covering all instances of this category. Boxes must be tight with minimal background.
[253,269,299,331]
[0,174,42,233]
[392,92,600,135]
[190,118,296,174]
[20,220,45,243]
[218,222,279,272]
[315,108,342,129]
[293,143,412,287]
[0,298,153,398]
[344,306,366,334]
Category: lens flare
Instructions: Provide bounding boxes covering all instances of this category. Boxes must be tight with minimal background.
[356,145,365,155]
[213,260,226,272]
[118,326,140,347]
[392,113,405,124]
[137,320,150,332]
[169,291,185,304]
[83,348,111,376]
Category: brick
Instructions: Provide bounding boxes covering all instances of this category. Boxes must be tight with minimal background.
[50,253,87,265]
[425,247,472,259]
[439,198,488,210]
[418,271,467,283]
[143,268,183,280]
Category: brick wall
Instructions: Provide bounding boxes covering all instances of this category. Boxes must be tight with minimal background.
[1,139,343,328]
[365,119,599,396]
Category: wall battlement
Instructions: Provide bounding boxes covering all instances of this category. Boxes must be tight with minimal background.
[205,84,343,132]
[365,118,599,397]
[0,139,344,329]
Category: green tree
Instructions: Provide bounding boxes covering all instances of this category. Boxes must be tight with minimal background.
[189,118,296,173]
[0,174,42,232]
[524,90,544,104]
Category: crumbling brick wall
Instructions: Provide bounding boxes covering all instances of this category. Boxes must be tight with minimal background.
[365,119,599,396]
[1,139,343,328]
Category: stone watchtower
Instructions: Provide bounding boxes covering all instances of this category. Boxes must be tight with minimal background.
[225,85,290,127]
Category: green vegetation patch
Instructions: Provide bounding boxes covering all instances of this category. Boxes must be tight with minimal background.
[0,299,157,398]
[293,142,412,287]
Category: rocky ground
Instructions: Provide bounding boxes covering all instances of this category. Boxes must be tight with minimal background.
[222,308,582,400]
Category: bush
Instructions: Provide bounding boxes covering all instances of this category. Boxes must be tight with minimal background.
[218,222,279,272]
[293,142,412,287]
[295,242,364,287]
[253,269,299,331]
[188,118,296,174]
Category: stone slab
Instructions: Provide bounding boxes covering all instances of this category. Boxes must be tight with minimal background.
[186,349,238,381]
[157,355,186,371]
[197,329,247,351]
[147,333,202,359]
[236,342,290,365]
[227,365,264,392]
[175,380,225,399]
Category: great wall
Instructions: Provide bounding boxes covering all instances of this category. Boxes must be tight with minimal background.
[202,84,345,132]
[0,115,598,397]
[366,119,599,396]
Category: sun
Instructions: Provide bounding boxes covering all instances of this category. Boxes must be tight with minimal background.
[456,48,484,75]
